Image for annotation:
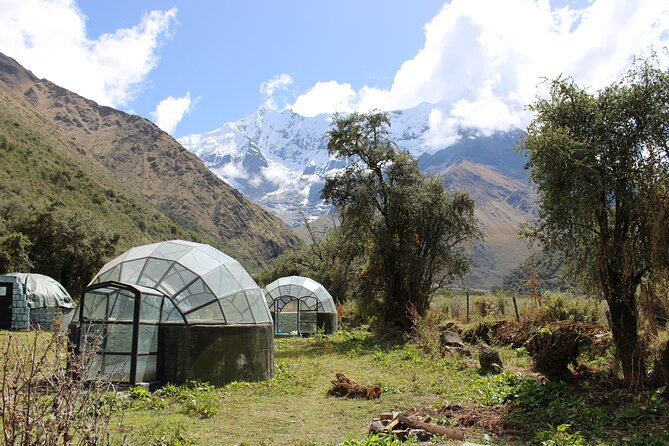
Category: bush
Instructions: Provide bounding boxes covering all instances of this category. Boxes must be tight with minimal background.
[462,318,511,345]
[0,324,120,445]
[537,423,587,446]
[409,306,448,358]
[533,293,602,325]
[526,321,590,380]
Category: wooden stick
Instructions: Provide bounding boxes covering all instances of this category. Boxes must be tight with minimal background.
[396,415,465,441]
[512,295,520,322]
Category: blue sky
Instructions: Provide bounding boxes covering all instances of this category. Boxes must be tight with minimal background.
[1,0,668,140]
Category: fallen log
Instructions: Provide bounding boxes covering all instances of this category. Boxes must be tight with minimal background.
[396,414,466,441]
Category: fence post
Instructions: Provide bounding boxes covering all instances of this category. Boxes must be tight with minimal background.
[512,296,520,322]
[466,290,470,323]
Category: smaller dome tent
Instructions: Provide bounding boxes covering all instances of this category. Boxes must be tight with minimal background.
[0,273,74,330]
[264,276,338,335]
[69,240,274,386]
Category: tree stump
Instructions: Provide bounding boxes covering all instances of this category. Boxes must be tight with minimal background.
[327,372,382,399]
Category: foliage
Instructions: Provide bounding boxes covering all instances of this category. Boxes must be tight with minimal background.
[322,111,481,331]
[508,379,605,440]
[462,318,510,345]
[255,222,358,304]
[537,423,587,446]
[495,250,579,294]
[0,325,120,445]
[520,57,669,386]
[341,432,415,445]
[0,222,32,273]
[532,293,603,326]
[526,322,590,380]
[124,380,219,419]
[9,203,119,294]
[409,306,448,358]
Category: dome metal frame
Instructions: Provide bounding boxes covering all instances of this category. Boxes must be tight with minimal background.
[264,276,338,336]
[71,240,272,385]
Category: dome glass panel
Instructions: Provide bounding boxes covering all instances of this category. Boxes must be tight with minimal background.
[88,240,269,325]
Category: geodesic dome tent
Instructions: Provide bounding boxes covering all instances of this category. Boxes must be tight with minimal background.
[264,276,338,335]
[0,273,74,330]
[69,240,273,386]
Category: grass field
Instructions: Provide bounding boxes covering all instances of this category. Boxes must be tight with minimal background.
[115,330,529,445]
[2,321,668,445]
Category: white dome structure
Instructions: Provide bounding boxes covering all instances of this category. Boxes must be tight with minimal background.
[0,273,74,331]
[70,240,274,386]
[90,240,271,324]
[264,276,338,335]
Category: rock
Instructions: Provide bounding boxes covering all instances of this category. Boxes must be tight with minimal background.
[478,342,503,373]
[369,420,386,434]
[440,330,471,357]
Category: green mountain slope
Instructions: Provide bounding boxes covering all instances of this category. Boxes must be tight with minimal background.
[0,84,200,252]
[0,53,299,269]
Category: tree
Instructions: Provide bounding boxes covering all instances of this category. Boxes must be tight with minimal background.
[14,204,119,295]
[323,111,481,331]
[521,59,669,386]
[256,217,359,304]
[0,218,33,273]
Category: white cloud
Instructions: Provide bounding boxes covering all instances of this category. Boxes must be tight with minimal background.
[291,81,357,116]
[289,0,669,136]
[151,92,194,134]
[217,162,249,180]
[423,109,461,148]
[259,73,293,110]
[0,0,177,107]
[261,163,292,186]
[260,73,293,97]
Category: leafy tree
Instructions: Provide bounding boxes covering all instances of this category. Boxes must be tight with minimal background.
[13,204,119,295]
[494,250,580,294]
[0,218,33,273]
[256,221,358,304]
[520,58,669,386]
[323,111,481,331]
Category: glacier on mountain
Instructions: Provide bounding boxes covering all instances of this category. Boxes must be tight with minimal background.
[177,103,521,227]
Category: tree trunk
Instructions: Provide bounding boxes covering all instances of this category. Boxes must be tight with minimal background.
[607,291,646,387]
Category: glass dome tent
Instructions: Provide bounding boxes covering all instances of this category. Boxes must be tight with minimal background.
[264,276,338,335]
[70,240,274,386]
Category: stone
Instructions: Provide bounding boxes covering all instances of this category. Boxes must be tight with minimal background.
[478,342,503,373]
[440,330,471,357]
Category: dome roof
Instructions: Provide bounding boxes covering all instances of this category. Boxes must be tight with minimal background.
[2,273,74,309]
[264,276,336,313]
[90,240,270,324]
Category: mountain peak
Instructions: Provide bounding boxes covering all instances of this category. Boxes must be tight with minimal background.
[0,51,300,269]
[178,105,534,289]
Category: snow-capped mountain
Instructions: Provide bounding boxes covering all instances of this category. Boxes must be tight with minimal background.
[178,104,536,288]
[179,107,333,224]
[178,102,523,226]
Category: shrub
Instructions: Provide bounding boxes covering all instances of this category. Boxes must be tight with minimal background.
[537,423,587,446]
[342,432,414,445]
[526,321,590,380]
[534,293,602,325]
[0,324,120,445]
[462,318,511,345]
[409,306,447,358]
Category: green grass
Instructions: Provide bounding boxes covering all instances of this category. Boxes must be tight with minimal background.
[2,327,668,445]
[112,330,534,445]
